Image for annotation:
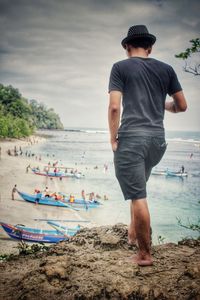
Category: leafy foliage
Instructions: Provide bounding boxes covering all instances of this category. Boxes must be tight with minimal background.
[0,242,49,262]
[16,241,49,255]
[0,83,63,138]
[157,235,166,244]
[175,40,200,239]
[29,100,63,129]
[0,253,16,262]
[177,217,200,237]
[175,38,200,75]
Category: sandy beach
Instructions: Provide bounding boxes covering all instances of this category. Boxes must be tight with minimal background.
[0,135,83,255]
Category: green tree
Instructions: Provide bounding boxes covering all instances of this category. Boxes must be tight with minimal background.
[175,40,200,239]
[16,118,32,137]
[29,100,63,129]
[0,84,21,105]
[7,99,31,119]
[0,83,63,138]
[177,217,200,238]
[175,38,200,75]
[6,116,19,138]
[0,117,8,137]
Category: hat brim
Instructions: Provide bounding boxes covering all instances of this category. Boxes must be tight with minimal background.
[121,34,156,49]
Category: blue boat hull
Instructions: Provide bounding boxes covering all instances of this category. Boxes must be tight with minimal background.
[32,169,84,179]
[15,224,80,236]
[18,191,101,209]
[18,191,70,207]
[0,222,69,243]
[152,169,188,177]
[166,171,188,177]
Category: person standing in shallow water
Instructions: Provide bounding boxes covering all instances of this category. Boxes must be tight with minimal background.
[11,184,17,200]
[108,25,187,266]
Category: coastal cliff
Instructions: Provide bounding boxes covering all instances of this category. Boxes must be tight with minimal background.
[0,224,199,300]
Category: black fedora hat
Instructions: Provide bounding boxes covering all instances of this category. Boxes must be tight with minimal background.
[121,25,156,49]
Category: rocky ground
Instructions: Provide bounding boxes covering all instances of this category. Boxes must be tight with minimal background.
[0,224,200,300]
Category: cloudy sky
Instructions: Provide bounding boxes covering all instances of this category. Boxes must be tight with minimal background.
[0,0,199,131]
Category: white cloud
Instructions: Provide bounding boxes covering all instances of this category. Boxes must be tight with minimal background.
[0,0,199,130]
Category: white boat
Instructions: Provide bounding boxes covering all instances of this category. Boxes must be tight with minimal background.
[151,169,188,177]
[151,169,167,176]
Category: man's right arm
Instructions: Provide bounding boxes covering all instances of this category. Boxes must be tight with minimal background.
[165,91,187,113]
[108,91,121,151]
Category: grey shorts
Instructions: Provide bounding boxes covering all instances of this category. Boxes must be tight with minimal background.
[114,135,167,201]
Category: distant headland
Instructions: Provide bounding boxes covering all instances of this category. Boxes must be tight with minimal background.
[0,83,64,139]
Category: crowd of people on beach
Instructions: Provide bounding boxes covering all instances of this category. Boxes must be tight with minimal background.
[5,137,109,204]
[32,187,108,204]
[7,138,195,206]
[11,171,108,203]
[5,137,44,157]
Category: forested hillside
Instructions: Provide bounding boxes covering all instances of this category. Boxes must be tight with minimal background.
[0,84,63,138]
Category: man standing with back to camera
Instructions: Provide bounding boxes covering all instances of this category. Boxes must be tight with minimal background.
[108,25,187,266]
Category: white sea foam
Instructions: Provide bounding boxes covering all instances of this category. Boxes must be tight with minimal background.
[82,130,108,134]
[166,138,200,144]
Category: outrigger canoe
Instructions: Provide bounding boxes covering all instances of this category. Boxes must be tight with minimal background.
[151,169,188,177]
[18,191,74,208]
[16,223,80,235]
[151,169,167,176]
[0,222,79,243]
[59,192,102,207]
[32,168,84,179]
[166,170,188,177]
[18,191,101,209]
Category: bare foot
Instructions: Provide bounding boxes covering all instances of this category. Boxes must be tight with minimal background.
[131,254,153,266]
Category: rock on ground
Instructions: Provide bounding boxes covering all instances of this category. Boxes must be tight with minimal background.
[0,224,200,300]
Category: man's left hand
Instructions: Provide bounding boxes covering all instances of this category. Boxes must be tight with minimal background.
[111,139,118,152]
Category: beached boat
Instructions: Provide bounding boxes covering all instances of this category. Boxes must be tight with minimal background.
[18,191,74,208]
[151,169,188,177]
[16,223,80,235]
[151,169,167,176]
[46,221,80,233]
[58,192,102,207]
[18,191,101,209]
[32,168,84,179]
[0,222,79,243]
[166,170,188,177]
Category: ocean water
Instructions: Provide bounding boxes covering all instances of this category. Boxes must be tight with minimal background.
[26,129,200,244]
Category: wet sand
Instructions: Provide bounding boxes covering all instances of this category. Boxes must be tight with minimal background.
[0,135,84,254]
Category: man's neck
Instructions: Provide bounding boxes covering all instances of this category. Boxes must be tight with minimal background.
[129,48,149,58]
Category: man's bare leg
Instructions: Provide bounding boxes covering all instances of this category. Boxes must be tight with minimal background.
[128,201,137,245]
[131,198,153,266]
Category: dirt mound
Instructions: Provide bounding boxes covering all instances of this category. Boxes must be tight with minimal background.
[0,224,200,299]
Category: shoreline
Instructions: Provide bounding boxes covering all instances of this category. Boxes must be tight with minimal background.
[0,135,45,254]
[0,131,199,254]
[0,134,83,255]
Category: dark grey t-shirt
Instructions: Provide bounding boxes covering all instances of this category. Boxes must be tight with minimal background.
[109,57,182,137]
